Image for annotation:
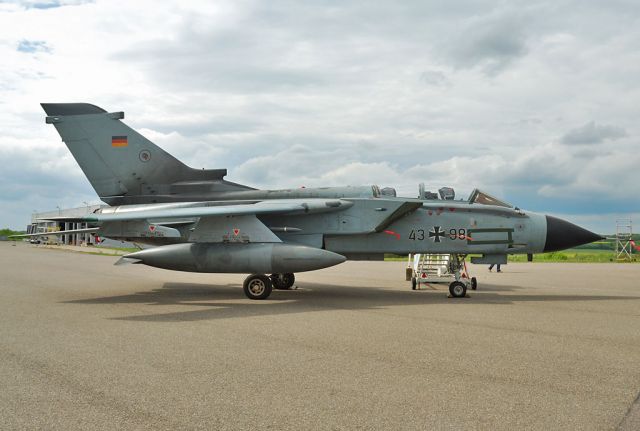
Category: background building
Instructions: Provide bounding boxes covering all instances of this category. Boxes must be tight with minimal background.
[28,205,101,245]
[27,205,132,248]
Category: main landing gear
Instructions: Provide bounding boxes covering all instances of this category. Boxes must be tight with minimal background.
[243,274,272,300]
[271,273,296,290]
[242,273,296,300]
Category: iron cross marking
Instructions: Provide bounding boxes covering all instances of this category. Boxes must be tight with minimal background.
[429,226,445,243]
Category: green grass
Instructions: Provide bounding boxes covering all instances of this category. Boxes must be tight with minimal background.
[507,249,632,263]
[76,246,139,256]
[98,246,139,253]
[84,251,129,256]
[385,249,638,263]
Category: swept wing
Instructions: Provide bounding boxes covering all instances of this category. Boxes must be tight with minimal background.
[38,199,354,223]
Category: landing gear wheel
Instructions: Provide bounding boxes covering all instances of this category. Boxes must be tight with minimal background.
[243,274,273,300]
[283,273,295,289]
[271,273,295,290]
[411,276,417,290]
[271,274,286,290]
[471,277,478,290]
[449,281,467,298]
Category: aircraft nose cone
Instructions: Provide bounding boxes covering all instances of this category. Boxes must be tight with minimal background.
[544,215,603,252]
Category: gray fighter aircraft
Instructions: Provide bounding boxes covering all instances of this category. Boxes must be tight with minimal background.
[31,103,602,299]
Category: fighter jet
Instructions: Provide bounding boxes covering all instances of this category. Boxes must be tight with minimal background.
[29,103,602,299]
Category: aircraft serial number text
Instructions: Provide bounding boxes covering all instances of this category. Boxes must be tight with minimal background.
[408,228,467,242]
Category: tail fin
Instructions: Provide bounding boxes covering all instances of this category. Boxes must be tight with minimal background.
[41,103,251,205]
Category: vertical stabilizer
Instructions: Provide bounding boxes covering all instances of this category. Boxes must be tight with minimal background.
[41,103,250,204]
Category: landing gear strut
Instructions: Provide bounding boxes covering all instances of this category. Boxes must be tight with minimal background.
[448,254,473,298]
[243,274,273,300]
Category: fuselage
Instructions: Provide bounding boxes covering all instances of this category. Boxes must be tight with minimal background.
[94,186,552,258]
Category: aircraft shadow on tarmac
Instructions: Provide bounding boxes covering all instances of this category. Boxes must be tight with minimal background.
[63,282,639,323]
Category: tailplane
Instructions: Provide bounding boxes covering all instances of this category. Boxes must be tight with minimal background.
[41,103,252,205]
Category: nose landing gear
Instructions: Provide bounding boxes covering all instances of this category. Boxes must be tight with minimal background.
[448,281,467,298]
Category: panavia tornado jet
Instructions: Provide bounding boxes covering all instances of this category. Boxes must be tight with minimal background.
[33,103,602,299]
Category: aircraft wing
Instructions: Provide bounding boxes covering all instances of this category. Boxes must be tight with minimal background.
[39,199,354,223]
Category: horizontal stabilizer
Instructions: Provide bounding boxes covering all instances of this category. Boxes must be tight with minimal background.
[36,216,94,222]
[10,227,100,238]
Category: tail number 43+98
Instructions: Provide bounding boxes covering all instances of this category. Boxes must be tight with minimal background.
[409,227,468,242]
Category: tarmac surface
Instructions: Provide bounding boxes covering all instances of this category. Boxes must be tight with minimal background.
[1,241,640,430]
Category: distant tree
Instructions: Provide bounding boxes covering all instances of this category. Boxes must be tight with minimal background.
[0,228,26,240]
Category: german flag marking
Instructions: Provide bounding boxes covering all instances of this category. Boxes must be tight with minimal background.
[111,136,128,147]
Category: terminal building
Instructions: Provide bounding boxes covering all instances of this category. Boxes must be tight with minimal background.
[27,205,131,248]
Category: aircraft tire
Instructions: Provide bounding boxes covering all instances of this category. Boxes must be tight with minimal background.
[243,274,273,300]
[411,276,417,290]
[283,273,295,289]
[271,273,295,290]
[471,277,478,290]
[449,281,467,298]
[271,274,287,289]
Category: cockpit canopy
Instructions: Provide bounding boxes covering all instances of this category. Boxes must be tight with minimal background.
[418,183,513,208]
[467,189,512,208]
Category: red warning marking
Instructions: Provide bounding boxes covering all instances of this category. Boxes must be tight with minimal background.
[233,228,240,236]
[449,208,455,212]
[427,210,433,216]
[383,230,401,240]
[149,225,156,232]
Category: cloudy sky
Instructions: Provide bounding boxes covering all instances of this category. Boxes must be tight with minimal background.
[0,0,638,232]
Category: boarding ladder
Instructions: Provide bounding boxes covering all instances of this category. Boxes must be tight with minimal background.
[413,253,450,279]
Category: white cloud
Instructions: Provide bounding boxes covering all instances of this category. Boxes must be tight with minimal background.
[0,0,639,230]
[561,121,627,145]
[442,7,530,74]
